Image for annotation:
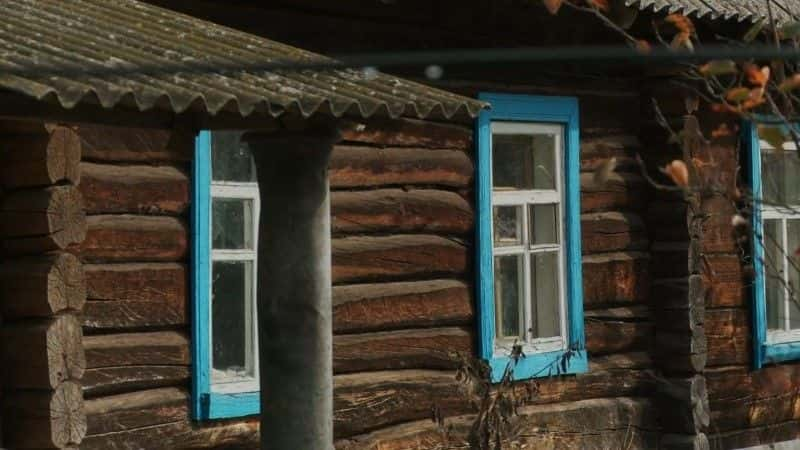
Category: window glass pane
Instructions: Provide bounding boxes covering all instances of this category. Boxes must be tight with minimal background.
[788,220,800,330]
[211,261,254,382]
[494,255,523,340]
[530,204,559,245]
[764,219,785,331]
[492,132,557,191]
[493,206,522,247]
[212,131,256,182]
[530,252,561,339]
[212,198,253,250]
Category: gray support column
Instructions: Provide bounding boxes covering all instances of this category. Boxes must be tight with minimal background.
[245,126,338,450]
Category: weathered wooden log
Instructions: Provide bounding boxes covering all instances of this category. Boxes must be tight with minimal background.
[647,201,689,242]
[333,279,472,334]
[658,375,710,433]
[333,327,471,373]
[333,370,473,438]
[78,215,188,262]
[82,263,186,330]
[0,185,86,255]
[581,212,648,254]
[651,242,693,279]
[0,252,85,318]
[581,134,640,159]
[580,172,646,213]
[330,146,473,188]
[331,189,473,235]
[84,331,190,369]
[705,308,749,367]
[336,397,658,450]
[78,125,193,162]
[1,314,85,389]
[2,381,86,448]
[585,307,652,355]
[339,118,472,149]
[0,125,81,188]
[582,251,649,308]
[699,196,737,254]
[85,387,188,436]
[332,234,468,284]
[706,364,800,432]
[82,365,189,398]
[708,419,800,450]
[79,162,189,215]
[82,417,259,450]
[703,254,746,308]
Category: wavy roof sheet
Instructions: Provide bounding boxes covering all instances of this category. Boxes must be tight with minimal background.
[0,0,485,121]
[627,0,800,23]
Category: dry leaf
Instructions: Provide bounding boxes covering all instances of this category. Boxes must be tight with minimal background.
[586,0,610,11]
[661,160,690,187]
[745,64,770,86]
[543,0,563,14]
[635,39,652,54]
[725,87,752,103]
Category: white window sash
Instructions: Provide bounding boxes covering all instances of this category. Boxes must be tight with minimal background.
[489,121,568,357]
[209,179,261,391]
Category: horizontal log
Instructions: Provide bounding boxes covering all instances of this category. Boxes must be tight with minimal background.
[336,397,657,450]
[582,251,650,308]
[84,331,190,369]
[332,234,468,284]
[1,185,87,255]
[339,118,472,149]
[333,279,472,334]
[706,363,800,432]
[78,215,188,263]
[82,417,258,450]
[0,125,81,188]
[703,254,746,308]
[709,419,800,450]
[79,162,189,215]
[85,387,188,436]
[329,145,472,189]
[581,212,648,254]
[699,196,737,254]
[333,370,473,438]
[83,263,187,330]
[706,308,749,367]
[83,365,189,398]
[660,433,710,450]
[585,310,652,356]
[580,172,646,213]
[331,189,472,235]
[2,381,86,448]
[0,252,85,318]
[651,276,704,310]
[581,134,640,159]
[78,125,193,162]
[1,314,85,389]
[333,327,471,373]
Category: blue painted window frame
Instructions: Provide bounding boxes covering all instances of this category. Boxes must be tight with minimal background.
[191,130,260,420]
[476,93,587,382]
[745,121,800,368]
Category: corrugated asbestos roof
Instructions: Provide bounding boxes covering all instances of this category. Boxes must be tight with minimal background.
[627,0,800,23]
[0,0,485,121]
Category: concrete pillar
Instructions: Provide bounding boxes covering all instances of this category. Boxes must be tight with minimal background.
[245,125,339,450]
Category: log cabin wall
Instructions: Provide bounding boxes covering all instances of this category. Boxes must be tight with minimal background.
[66,78,656,448]
[0,121,88,449]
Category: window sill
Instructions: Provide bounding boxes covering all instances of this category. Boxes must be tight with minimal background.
[198,391,260,420]
[762,341,800,365]
[488,349,587,383]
